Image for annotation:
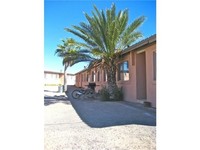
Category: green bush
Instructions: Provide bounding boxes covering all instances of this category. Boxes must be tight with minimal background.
[99,86,123,101]
[113,86,123,101]
[99,86,110,101]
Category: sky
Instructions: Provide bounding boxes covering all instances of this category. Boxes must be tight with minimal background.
[44,0,156,74]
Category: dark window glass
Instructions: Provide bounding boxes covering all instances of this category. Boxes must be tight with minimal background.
[118,61,129,81]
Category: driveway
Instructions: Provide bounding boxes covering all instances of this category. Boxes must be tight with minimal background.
[44,87,156,150]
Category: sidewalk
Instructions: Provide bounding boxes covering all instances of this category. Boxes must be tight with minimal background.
[44,90,66,97]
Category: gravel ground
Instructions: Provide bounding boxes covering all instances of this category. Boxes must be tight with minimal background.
[44,89,156,150]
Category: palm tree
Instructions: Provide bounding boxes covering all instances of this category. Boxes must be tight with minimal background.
[55,38,95,91]
[64,3,145,97]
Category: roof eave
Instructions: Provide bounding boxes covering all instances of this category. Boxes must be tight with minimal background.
[121,34,156,55]
[74,34,156,75]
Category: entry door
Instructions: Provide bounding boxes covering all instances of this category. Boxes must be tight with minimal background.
[136,52,147,100]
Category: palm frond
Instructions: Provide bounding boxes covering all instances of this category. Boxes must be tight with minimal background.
[62,3,145,70]
[121,16,145,38]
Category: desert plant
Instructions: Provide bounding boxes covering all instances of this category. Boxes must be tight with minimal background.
[64,3,145,98]
[99,86,123,101]
[55,38,93,91]
[113,86,123,101]
[99,86,110,101]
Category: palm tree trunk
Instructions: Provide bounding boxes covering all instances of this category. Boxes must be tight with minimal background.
[106,61,117,99]
[64,64,67,91]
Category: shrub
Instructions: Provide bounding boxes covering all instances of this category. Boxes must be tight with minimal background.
[99,86,110,101]
[99,86,123,101]
[113,86,123,101]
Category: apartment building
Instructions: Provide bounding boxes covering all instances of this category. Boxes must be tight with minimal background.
[44,71,76,92]
[75,34,156,108]
[44,71,64,91]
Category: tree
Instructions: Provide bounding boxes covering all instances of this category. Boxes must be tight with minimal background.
[55,38,95,91]
[64,3,145,97]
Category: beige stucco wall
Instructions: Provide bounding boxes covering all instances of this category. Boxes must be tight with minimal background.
[66,74,75,85]
[44,72,64,92]
[75,68,108,91]
[117,43,156,107]
[117,52,137,102]
[145,44,156,107]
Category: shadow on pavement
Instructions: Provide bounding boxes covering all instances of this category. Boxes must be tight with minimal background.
[66,85,156,128]
[44,95,71,106]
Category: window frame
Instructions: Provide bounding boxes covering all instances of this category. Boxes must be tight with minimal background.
[118,61,129,81]
[91,71,95,82]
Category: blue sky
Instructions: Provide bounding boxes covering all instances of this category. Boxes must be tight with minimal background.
[44,0,156,74]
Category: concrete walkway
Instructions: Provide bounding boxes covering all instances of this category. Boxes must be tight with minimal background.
[44,88,156,150]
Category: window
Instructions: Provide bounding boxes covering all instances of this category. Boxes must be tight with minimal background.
[86,73,89,82]
[76,76,79,82]
[153,52,156,80]
[51,74,57,79]
[46,73,51,79]
[97,71,100,82]
[118,61,129,81]
[103,70,107,81]
[91,71,95,82]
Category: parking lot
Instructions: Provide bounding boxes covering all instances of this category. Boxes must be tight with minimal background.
[44,88,156,150]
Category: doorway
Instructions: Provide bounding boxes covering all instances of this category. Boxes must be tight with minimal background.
[136,51,147,100]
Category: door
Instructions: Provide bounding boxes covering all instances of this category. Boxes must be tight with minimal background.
[136,51,147,100]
